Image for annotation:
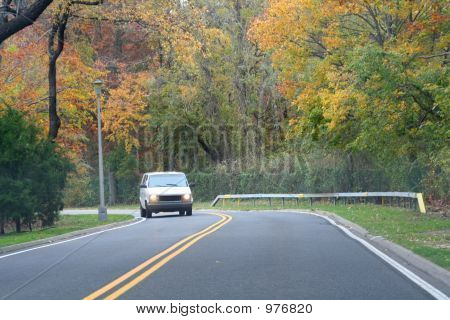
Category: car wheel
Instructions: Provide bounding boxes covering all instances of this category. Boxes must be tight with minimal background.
[146,208,153,219]
[140,206,146,218]
[186,209,192,216]
[179,210,185,216]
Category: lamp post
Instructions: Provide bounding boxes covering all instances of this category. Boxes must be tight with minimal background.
[93,79,107,221]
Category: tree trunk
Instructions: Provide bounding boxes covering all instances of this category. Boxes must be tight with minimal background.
[198,135,220,162]
[46,1,101,139]
[47,5,67,140]
[0,216,5,235]
[348,153,354,192]
[114,26,124,56]
[108,167,117,205]
[0,0,7,66]
[48,57,61,140]
[15,217,21,233]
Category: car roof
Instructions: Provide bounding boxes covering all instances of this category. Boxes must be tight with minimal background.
[144,172,186,176]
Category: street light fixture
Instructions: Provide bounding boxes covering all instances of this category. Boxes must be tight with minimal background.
[93,79,107,221]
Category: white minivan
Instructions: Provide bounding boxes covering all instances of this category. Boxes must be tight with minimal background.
[139,172,194,218]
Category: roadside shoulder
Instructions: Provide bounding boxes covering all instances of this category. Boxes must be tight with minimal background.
[296,208,450,298]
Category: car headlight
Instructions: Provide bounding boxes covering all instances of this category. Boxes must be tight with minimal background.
[149,194,159,202]
[182,194,191,201]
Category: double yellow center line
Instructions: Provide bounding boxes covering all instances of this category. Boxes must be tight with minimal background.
[83,213,232,300]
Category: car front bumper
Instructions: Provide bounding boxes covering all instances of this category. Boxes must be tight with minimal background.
[146,201,192,212]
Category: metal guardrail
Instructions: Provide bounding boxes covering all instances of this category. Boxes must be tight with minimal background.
[211,192,427,213]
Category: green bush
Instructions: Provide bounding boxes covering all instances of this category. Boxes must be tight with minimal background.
[0,108,72,233]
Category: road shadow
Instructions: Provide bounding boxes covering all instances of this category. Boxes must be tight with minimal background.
[149,213,187,219]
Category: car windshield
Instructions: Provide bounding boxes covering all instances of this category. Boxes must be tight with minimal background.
[148,174,188,188]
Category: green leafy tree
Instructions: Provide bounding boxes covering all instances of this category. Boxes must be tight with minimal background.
[0,107,71,233]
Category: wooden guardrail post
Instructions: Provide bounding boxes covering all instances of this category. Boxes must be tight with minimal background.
[417,193,426,214]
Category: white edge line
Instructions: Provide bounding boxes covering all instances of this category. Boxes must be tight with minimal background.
[0,216,146,260]
[304,211,449,300]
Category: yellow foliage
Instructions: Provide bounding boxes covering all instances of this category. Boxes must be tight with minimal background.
[103,72,150,152]
[249,0,449,143]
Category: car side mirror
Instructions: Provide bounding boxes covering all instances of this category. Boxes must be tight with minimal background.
[140,184,147,189]
[189,182,196,188]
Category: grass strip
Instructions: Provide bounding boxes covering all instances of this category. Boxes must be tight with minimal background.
[0,214,134,248]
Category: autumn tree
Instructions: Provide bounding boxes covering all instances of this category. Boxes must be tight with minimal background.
[249,0,449,196]
[135,0,287,169]
[47,0,103,140]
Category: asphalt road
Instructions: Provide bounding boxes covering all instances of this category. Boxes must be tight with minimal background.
[0,211,436,300]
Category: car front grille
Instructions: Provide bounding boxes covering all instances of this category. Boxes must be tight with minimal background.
[159,195,182,202]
